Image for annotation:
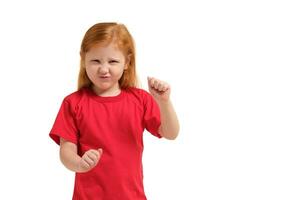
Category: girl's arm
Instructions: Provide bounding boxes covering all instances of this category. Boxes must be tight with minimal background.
[59,138,81,172]
[157,100,180,140]
[60,138,103,173]
[147,77,180,140]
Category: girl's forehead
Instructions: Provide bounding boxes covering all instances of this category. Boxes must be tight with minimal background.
[90,42,122,52]
[87,42,125,58]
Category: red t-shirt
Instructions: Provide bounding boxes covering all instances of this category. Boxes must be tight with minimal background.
[49,87,162,200]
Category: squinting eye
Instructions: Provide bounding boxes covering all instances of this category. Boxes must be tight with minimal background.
[109,60,119,64]
[91,60,100,63]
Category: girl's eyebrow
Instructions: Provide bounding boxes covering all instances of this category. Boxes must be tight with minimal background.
[90,57,120,61]
[108,57,120,60]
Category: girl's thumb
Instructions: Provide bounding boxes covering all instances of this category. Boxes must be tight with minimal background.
[98,148,103,153]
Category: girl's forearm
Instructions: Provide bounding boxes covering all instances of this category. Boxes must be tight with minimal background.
[158,100,180,140]
[59,140,81,172]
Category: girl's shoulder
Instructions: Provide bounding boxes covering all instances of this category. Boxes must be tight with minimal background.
[124,87,154,103]
[63,88,86,101]
[125,87,150,97]
[61,88,90,110]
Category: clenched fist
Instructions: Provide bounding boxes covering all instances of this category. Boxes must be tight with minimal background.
[147,76,171,102]
[77,148,103,173]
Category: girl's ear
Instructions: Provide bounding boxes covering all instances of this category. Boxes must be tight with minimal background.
[80,51,86,68]
[125,54,131,70]
[80,58,86,69]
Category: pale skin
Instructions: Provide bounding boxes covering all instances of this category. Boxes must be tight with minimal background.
[60,43,180,173]
[147,76,180,140]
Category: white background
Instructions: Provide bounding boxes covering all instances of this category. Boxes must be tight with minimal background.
[0,0,299,199]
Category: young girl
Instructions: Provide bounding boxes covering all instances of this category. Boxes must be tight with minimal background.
[49,22,179,200]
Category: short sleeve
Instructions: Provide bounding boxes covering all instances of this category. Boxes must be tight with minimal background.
[143,92,162,138]
[49,99,79,145]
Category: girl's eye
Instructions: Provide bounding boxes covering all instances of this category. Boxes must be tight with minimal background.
[109,60,119,64]
[91,60,100,63]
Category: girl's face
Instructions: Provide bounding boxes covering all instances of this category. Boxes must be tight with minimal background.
[84,42,128,96]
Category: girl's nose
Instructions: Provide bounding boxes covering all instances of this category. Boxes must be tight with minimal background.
[98,64,109,74]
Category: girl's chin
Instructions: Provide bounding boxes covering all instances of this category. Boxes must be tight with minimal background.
[92,83,119,93]
[93,85,110,92]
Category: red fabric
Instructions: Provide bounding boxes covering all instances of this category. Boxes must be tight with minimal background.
[49,87,161,200]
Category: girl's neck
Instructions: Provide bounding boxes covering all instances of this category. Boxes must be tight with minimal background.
[92,85,121,97]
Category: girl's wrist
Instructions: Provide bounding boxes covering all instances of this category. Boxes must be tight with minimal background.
[157,99,171,106]
[74,156,84,173]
